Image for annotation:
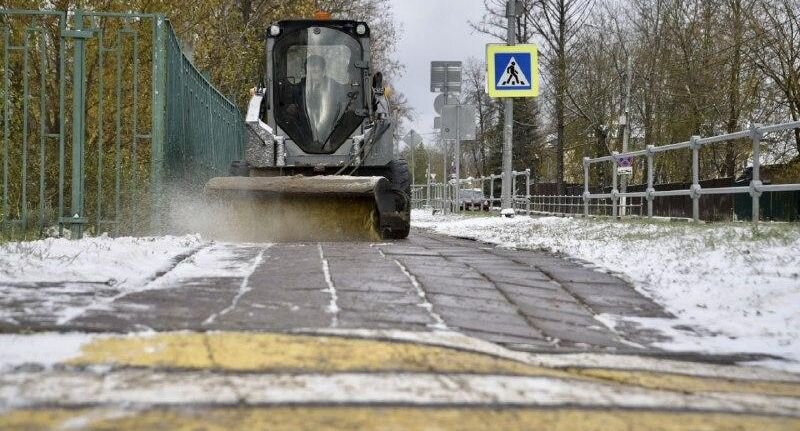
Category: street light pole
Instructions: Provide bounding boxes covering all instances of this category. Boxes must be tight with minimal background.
[501,0,517,214]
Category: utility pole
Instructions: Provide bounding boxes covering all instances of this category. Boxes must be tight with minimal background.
[501,0,517,214]
[619,56,633,216]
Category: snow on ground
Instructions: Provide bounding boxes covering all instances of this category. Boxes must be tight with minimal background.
[0,235,206,325]
[412,209,800,371]
[0,235,204,285]
[0,333,97,371]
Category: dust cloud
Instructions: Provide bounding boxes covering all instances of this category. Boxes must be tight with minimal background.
[164,184,382,242]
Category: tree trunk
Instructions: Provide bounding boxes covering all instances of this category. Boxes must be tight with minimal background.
[238,0,252,23]
[792,104,800,157]
[724,0,743,178]
[555,1,567,195]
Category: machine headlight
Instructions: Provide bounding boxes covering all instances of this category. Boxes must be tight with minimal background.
[356,23,367,35]
[268,25,281,37]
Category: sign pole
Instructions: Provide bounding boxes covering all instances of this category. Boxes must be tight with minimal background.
[430,61,463,214]
[442,133,448,214]
[410,140,415,184]
[501,0,517,214]
[454,105,461,213]
[426,158,431,207]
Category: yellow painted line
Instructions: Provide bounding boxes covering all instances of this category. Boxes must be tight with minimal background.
[68,332,800,397]
[309,328,800,383]
[571,368,800,398]
[2,407,799,431]
[70,332,566,377]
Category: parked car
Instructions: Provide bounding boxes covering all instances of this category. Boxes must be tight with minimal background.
[459,189,490,211]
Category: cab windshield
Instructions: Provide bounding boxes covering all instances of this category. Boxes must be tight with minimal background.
[273,26,365,154]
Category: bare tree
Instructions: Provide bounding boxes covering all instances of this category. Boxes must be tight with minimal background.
[462,58,500,177]
[749,0,800,155]
[528,0,594,192]
[473,0,594,193]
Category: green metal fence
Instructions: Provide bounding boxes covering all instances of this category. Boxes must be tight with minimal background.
[0,9,245,239]
[164,21,245,188]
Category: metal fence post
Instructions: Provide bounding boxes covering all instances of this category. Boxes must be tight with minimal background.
[2,26,8,233]
[68,10,89,238]
[511,170,517,210]
[611,152,618,218]
[490,175,495,208]
[582,157,589,217]
[525,168,531,215]
[426,167,431,207]
[480,176,486,206]
[150,15,167,234]
[690,135,701,222]
[646,145,654,218]
[750,124,762,223]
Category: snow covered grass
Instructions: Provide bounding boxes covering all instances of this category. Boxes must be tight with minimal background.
[0,235,206,325]
[0,234,205,286]
[0,234,281,328]
[412,209,800,371]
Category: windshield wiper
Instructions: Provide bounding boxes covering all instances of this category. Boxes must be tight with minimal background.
[320,91,359,152]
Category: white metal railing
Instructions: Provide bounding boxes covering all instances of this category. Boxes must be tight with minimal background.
[411,182,450,212]
[528,195,644,217]
[410,120,799,222]
[411,169,534,214]
[412,182,642,218]
[582,121,800,222]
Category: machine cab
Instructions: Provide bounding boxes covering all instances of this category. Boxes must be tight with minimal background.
[265,19,372,156]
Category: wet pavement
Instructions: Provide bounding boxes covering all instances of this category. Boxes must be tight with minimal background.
[3,230,667,352]
[2,229,799,430]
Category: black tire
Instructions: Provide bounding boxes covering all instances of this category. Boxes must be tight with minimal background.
[383,159,411,239]
[385,159,411,195]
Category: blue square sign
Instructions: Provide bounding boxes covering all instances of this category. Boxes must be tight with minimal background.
[494,52,532,90]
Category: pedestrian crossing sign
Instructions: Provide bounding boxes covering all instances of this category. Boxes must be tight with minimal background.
[486,44,539,98]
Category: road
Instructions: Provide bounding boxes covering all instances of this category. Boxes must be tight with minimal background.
[1,229,799,430]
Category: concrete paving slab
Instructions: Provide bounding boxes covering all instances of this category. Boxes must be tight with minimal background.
[561,281,646,299]
[427,293,521,315]
[1,230,673,353]
[525,317,631,349]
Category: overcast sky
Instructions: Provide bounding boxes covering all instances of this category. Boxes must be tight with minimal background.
[391,0,497,147]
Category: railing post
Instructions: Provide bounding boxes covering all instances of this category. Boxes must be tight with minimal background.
[611,152,619,218]
[68,10,89,239]
[750,124,763,223]
[690,135,701,222]
[511,170,517,210]
[582,157,589,217]
[525,168,531,215]
[2,26,8,234]
[646,145,654,218]
[426,169,431,208]
[150,15,167,234]
[489,175,494,209]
